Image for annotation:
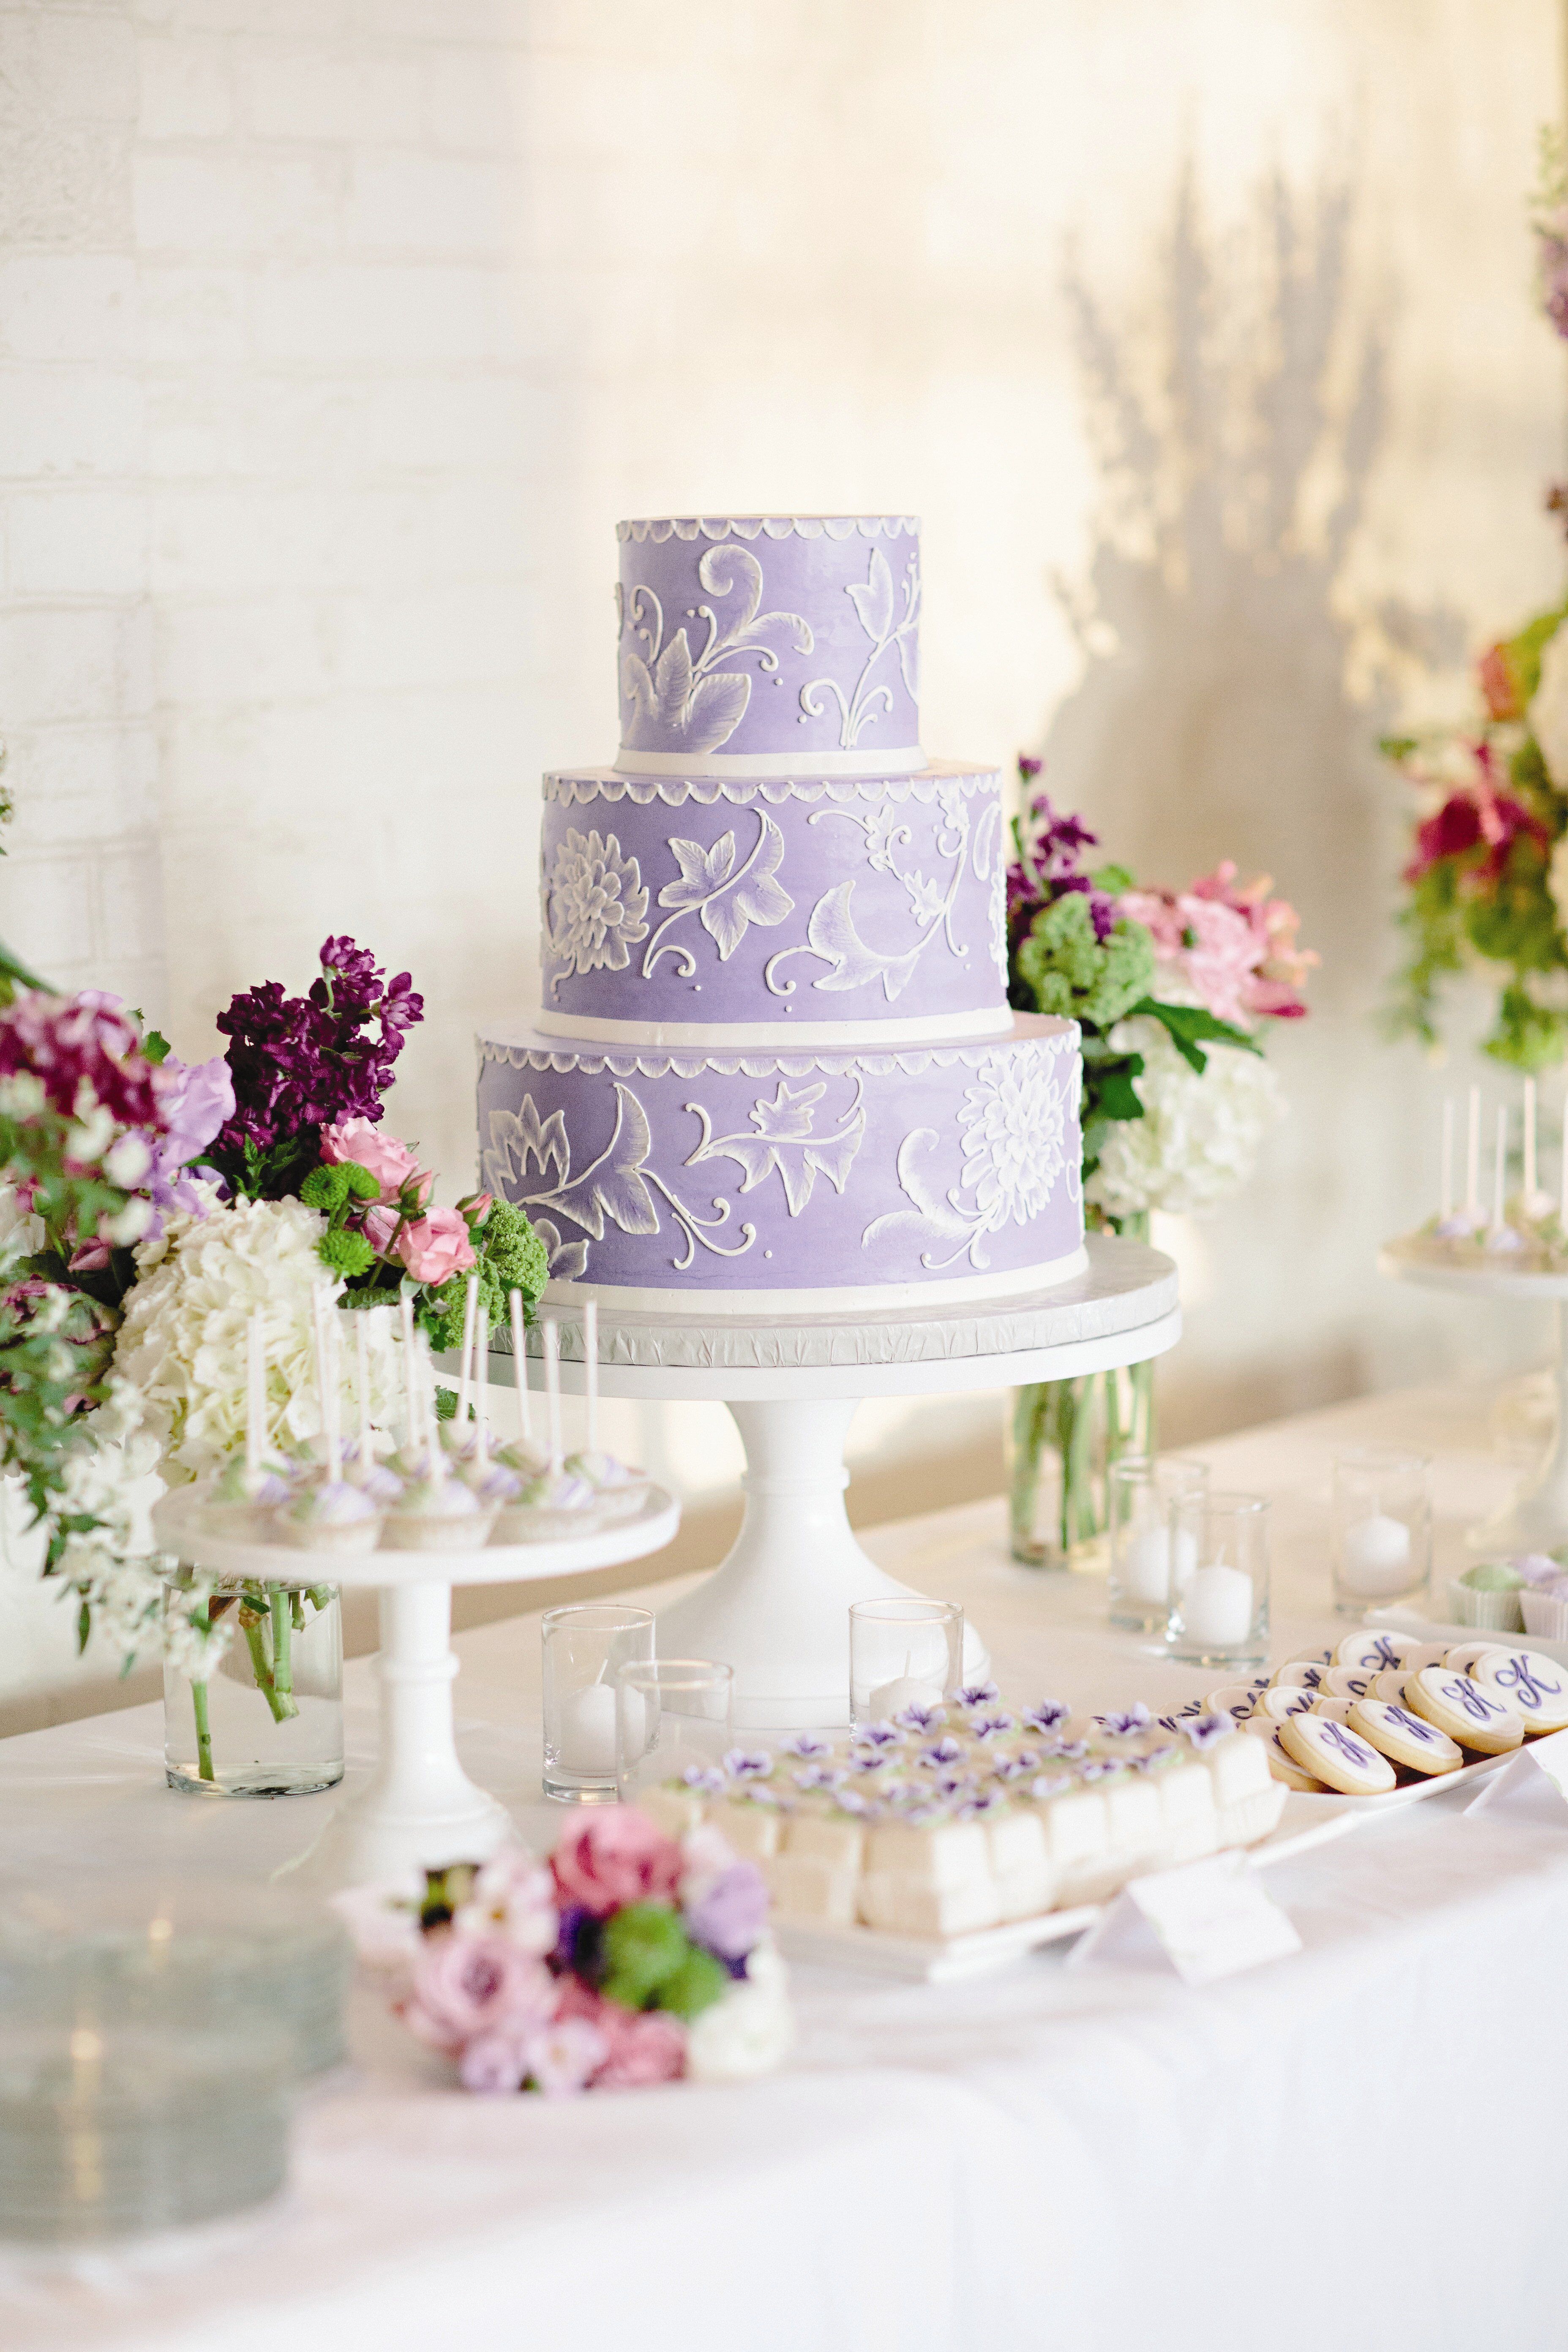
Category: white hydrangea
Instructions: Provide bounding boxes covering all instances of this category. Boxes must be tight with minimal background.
[1532,623,1568,791]
[113,1195,406,1481]
[1087,1015,1286,1221]
[683,1944,796,2084]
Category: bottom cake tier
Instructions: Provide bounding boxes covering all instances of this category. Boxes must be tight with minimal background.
[475,1015,1084,1315]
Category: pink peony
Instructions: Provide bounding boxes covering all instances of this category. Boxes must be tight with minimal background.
[393,1206,475,1284]
[320,1117,431,1207]
[551,1805,685,1918]
[555,1980,686,2088]
[1120,888,1259,1028]
[396,1929,555,2056]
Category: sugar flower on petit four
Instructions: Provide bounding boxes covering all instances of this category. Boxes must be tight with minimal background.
[853,1722,904,1750]
[792,1764,846,1791]
[1181,1710,1234,1750]
[783,1733,831,1760]
[1039,1736,1088,1761]
[1029,1772,1074,1800]
[893,1702,946,1733]
[970,1710,1016,1740]
[723,1749,772,1781]
[1097,1702,1152,1737]
[916,1736,965,1769]
[1023,1699,1070,1733]
[958,1680,1000,1707]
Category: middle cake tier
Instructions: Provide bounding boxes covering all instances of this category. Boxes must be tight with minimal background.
[536,760,1008,1047]
[477,1014,1084,1316]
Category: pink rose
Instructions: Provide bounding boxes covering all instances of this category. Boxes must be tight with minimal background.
[551,1805,685,1918]
[396,1929,554,2055]
[457,1191,493,1226]
[320,1117,432,1207]
[363,1203,399,1256]
[555,1981,686,2088]
[394,1206,476,1284]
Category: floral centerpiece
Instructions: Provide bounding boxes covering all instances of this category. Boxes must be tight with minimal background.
[338,1806,793,2093]
[0,938,548,1779]
[1005,764,1314,1565]
[1383,134,1568,1072]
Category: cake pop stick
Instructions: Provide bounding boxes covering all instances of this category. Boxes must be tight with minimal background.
[1440,1098,1454,1222]
[421,1330,447,1487]
[456,1273,479,1436]
[1491,1105,1507,1234]
[356,1312,373,1473]
[585,1297,599,1457]
[316,1286,341,1485]
[543,1317,563,1476]
[1466,1085,1481,1220]
[510,1288,535,1447]
[475,1318,491,1470]
[1525,1077,1538,1205]
[400,1293,421,1461]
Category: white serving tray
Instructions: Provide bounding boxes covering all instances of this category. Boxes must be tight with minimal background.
[1365,1605,1568,1672]
[772,1801,1360,1984]
[1282,1744,1513,1815]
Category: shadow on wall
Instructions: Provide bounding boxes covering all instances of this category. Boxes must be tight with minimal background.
[1038,162,1467,1439]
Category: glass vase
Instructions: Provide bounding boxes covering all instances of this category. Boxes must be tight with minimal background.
[164,1576,344,1798]
[1008,1357,1157,1571]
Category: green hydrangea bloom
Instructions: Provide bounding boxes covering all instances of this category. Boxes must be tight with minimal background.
[1015,893,1156,1033]
[653,1944,730,2021]
[478,1200,548,1307]
[600,1902,690,2010]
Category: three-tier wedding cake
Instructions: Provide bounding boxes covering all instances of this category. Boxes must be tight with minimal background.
[477,515,1085,1315]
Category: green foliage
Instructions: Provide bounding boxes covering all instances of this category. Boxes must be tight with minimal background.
[1128,997,1261,1076]
[1013,893,1156,1032]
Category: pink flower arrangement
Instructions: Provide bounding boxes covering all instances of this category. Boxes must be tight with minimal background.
[338,1806,792,2097]
[320,1118,432,1207]
[1119,862,1316,1028]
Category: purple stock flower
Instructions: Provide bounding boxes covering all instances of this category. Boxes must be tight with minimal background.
[684,1862,769,1962]
[141,1053,235,1222]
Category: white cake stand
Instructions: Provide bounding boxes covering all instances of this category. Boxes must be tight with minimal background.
[151,1485,679,1885]
[1379,1237,1568,1553]
[488,1234,1179,1729]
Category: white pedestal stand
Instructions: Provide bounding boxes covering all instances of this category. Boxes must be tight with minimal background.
[152,1487,679,1885]
[492,1235,1179,1729]
[1379,1240,1568,1553]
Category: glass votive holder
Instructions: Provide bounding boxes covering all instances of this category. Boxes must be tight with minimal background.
[1107,1454,1211,1630]
[848,1597,964,1725]
[1166,1491,1270,1666]
[615,1659,734,1804]
[542,1602,655,1803]
[1331,1447,1432,1615]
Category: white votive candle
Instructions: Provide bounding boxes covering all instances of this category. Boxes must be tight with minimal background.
[1339,1510,1412,1598]
[1181,1564,1255,1648]
[868,1674,945,1720]
[557,1682,620,1777]
[1121,1524,1172,1604]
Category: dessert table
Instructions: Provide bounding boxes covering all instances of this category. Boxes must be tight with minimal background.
[1,1374,1563,2350]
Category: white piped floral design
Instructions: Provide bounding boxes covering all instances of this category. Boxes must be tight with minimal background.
[619,545,813,759]
[543,829,649,1000]
[863,1041,1078,1272]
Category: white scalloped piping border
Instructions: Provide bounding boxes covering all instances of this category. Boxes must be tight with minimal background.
[474,1023,1079,1083]
[542,763,998,809]
[616,516,919,545]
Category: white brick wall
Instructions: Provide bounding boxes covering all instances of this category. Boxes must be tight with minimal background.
[0,0,1560,1710]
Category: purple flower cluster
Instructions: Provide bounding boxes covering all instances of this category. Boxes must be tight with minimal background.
[1006,762,1121,951]
[0,991,166,1130]
[211,936,423,1188]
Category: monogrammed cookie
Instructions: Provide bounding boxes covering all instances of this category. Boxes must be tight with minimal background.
[1399,1643,1452,1671]
[1271,1659,1333,1690]
[1279,1712,1397,1795]
[1442,1641,1508,1676]
[1470,1648,1568,1733]
[1333,1630,1407,1674]
[1252,1685,1320,1723]
[1368,1670,1409,1704]
[1347,1698,1464,1776]
[1309,1696,1356,1722]
[1205,1683,1262,1720]
[1404,1668,1524,1753]
[1324,1668,1375,1700]
[1245,1718,1326,1791]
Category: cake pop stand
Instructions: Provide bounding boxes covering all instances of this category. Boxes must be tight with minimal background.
[1378,1237,1568,1553]
[488,1233,1179,1730]
[151,1485,679,1885]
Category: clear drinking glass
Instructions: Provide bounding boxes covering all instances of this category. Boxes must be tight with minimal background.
[542,1602,655,1803]
[1166,1491,1270,1666]
[163,1577,343,1797]
[1331,1447,1432,1615]
[1106,1454,1210,1630]
[848,1597,964,1724]
[615,1660,734,1804]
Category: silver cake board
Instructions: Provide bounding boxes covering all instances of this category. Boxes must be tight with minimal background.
[485,1234,1180,1729]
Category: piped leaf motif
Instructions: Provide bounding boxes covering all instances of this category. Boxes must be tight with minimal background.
[619,545,812,756]
[483,1087,659,1243]
[845,547,895,645]
[644,812,794,975]
[800,880,925,1001]
[797,546,922,750]
[684,1079,865,1218]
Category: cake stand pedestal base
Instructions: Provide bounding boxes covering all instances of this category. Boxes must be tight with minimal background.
[499,1235,1181,1731]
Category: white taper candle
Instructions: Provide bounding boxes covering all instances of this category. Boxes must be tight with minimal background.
[1492,1105,1507,1232]
[1525,1077,1538,1204]
[1440,1097,1453,1221]
[585,1297,599,1456]
[543,1317,562,1475]
[1466,1085,1480,1217]
[456,1273,478,1435]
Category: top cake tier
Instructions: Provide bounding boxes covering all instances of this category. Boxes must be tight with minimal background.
[616,516,921,778]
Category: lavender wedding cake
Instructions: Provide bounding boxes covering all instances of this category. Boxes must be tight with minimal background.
[476,516,1085,1315]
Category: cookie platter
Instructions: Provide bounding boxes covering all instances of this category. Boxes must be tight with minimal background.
[767,1801,1359,1984]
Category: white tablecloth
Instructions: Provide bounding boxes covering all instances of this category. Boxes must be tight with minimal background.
[2,1379,1563,2352]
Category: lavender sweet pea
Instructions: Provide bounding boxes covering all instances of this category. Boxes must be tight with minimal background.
[684,1862,770,1962]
